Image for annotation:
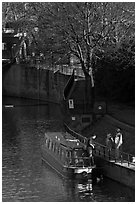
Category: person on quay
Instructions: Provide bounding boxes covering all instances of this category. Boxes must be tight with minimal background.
[106,133,114,151]
[87,135,97,165]
[114,128,123,160]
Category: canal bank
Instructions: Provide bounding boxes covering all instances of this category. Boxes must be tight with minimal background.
[93,141,135,189]
[82,103,135,155]
[82,104,135,188]
[94,155,135,189]
[3,63,70,103]
[66,124,135,189]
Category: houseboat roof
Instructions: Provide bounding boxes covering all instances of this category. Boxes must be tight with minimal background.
[45,131,85,150]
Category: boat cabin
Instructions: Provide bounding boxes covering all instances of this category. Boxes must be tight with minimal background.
[43,132,92,168]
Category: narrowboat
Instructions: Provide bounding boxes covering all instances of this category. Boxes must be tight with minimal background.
[41,131,96,179]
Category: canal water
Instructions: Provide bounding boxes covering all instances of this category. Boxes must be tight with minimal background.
[2,97,135,202]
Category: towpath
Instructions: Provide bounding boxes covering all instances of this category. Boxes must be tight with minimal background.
[83,102,135,155]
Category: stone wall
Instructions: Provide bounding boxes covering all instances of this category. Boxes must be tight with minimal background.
[95,157,135,189]
[3,63,69,103]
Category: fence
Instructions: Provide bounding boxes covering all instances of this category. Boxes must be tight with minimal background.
[94,142,135,167]
[65,124,135,168]
[29,62,85,77]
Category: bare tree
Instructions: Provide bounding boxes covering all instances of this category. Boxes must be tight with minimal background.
[36,2,134,107]
[2,2,135,106]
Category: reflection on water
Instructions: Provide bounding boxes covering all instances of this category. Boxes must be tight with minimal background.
[65,179,95,201]
[2,97,135,202]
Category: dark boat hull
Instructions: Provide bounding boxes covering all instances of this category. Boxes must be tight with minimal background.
[41,145,95,179]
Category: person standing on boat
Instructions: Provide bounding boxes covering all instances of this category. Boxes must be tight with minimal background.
[114,128,123,160]
[87,135,96,165]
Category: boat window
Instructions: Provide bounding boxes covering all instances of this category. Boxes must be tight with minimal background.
[49,141,52,150]
[51,142,54,150]
[62,150,66,160]
[45,137,48,144]
[57,147,60,155]
[47,140,51,149]
[60,148,62,156]
[69,151,72,158]
[73,148,89,158]
[60,149,64,159]
[56,144,58,152]
[53,143,56,152]
[66,151,68,158]
[66,151,71,158]
[59,148,63,157]
[61,150,64,157]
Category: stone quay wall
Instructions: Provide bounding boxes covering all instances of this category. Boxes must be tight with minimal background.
[3,63,70,103]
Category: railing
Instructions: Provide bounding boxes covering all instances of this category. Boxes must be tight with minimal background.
[94,142,135,167]
[27,62,84,77]
[65,124,135,168]
[64,124,87,145]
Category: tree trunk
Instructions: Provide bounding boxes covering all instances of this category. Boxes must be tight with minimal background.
[80,56,95,117]
[85,74,95,114]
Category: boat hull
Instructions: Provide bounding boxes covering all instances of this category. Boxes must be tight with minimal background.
[41,145,95,179]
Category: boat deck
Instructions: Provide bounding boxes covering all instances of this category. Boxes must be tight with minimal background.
[45,131,84,149]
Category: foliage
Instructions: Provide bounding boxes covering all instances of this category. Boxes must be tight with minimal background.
[2,2,135,102]
[95,36,135,102]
